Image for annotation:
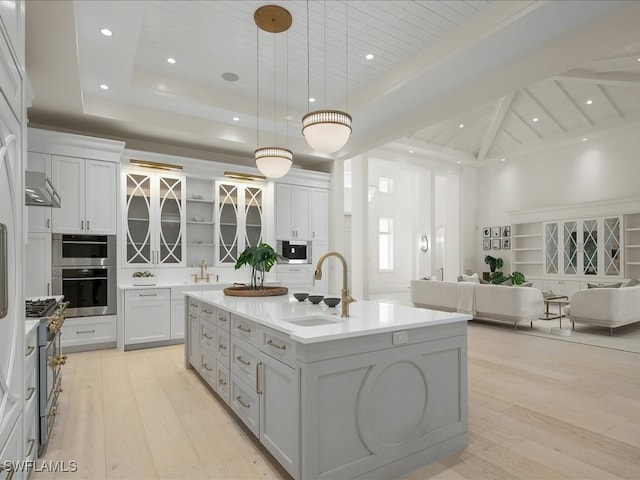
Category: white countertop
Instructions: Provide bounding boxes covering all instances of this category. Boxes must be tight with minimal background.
[185,290,470,344]
[119,282,232,291]
[26,319,40,335]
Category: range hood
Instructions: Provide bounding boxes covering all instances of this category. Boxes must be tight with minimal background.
[25,171,61,208]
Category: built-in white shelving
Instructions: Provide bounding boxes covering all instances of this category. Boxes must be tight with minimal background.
[186,177,215,267]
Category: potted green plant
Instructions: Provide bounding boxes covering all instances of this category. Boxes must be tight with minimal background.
[484,255,504,273]
[223,243,288,297]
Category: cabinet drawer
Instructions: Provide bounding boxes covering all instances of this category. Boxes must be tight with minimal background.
[217,309,230,330]
[201,303,215,323]
[216,364,230,405]
[261,327,296,368]
[24,365,38,414]
[217,330,230,366]
[188,298,202,315]
[231,314,260,346]
[200,322,217,356]
[230,376,259,437]
[25,401,39,462]
[61,316,116,347]
[125,288,171,302]
[277,266,313,282]
[201,351,217,391]
[230,336,259,388]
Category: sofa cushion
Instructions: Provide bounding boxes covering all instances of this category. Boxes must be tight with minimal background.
[516,282,533,287]
[587,282,622,289]
[458,273,480,283]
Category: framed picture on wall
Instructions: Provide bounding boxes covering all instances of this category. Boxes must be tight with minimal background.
[502,238,511,249]
[492,238,501,249]
[483,227,491,238]
[483,239,491,250]
[492,226,501,237]
[502,225,511,237]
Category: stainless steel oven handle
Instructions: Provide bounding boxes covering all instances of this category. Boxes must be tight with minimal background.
[87,220,90,230]
[62,277,109,281]
[81,220,84,230]
[60,240,108,245]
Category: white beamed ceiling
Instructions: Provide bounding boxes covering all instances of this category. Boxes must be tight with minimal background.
[25,1,640,170]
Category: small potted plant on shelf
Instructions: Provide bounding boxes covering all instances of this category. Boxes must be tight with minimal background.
[223,243,288,297]
[132,270,156,286]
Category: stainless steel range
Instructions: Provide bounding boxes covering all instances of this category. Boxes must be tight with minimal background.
[26,296,68,455]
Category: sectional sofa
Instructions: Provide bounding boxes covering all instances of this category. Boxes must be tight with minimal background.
[566,285,640,334]
[410,280,544,329]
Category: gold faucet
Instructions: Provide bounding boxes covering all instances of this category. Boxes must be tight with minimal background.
[194,260,210,283]
[314,251,356,318]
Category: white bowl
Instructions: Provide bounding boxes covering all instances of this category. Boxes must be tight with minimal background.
[192,216,204,222]
[132,277,157,286]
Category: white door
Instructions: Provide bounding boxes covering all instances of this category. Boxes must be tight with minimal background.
[26,151,52,233]
[85,160,117,234]
[311,188,328,242]
[52,155,85,233]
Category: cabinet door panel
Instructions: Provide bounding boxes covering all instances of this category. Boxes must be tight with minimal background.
[311,188,328,241]
[124,172,153,266]
[293,187,311,239]
[217,182,239,264]
[276,183,294,239]
[27,151,52,232]
[157,175,185,266]
[85,160,117,234]
[25,232,51,297]
[52,155,84,233]
[124,289,171,345]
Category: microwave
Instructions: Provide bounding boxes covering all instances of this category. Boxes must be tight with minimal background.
[277,240,312,264]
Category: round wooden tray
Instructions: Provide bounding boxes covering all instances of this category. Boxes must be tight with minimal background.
[223,286,289,297]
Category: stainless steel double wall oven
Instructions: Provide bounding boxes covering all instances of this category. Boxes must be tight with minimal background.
[52,234,117,317]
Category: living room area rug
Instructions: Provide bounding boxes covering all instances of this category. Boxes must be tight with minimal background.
[369,289,640,355]
[468,318,640,354]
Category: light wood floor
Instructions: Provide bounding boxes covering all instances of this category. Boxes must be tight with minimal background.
[35,324,640,480]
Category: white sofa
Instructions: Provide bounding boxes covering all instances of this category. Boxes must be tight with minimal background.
[410,280,544,328]
[567,286,640,334]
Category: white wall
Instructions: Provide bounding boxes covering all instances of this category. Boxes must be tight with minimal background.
[475,122,640,274]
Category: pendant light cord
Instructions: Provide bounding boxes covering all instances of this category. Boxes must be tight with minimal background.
[273,33,277,146]
[306,0,310,113]
[346,0,349,112]
[323,0,327,109]
[256,26,260,149]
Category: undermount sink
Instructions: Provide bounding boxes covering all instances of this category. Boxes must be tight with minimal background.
[286,316,343,327]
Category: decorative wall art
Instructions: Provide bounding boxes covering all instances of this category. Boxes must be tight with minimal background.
[492,238,501,249]
[482,224,512,251]
[502,238,511,249]
[492,226,501,237]
[483,227,491,238]
[483,239,491,250]
[502,225,511,237]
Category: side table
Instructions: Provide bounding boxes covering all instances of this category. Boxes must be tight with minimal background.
[538,295,570,328]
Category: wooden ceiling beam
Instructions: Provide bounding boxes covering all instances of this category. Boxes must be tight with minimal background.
[521,88,567,134]
[477,93,514,162]
[554,70,640,88]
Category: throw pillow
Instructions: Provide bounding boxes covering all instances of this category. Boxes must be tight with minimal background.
[587,282,622,289]
[458,273,480,283]
[625,278,640,287]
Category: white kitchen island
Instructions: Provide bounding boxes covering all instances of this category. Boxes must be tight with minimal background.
[184,291,470,480]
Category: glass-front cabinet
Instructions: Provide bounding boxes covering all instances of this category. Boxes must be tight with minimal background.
[123,170,186,267]
[544,216,621,278]
[216,181,264,265]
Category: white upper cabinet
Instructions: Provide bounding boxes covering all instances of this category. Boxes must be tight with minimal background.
[123,169,186,268]
[216,181,264,266]
[51,155,118,234]
[310,188,328,242]
[275,183,314,240]
[27,151,52,233]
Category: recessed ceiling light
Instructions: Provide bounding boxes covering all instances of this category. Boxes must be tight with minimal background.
[309,97,316,103]
[459,124,464,128]
[409,150,414,154]
[532,117,539,122]
[167,57,176,64]
[501,158,506,162]
[99,84,109,90]
[365,53,374,60]
[221,72,239,82]
[582,137,588,142]
[637,57,640,62]
[100,28,112,37]
[233,117,239,122]
[586,99,593,105]
[456,161,461,164]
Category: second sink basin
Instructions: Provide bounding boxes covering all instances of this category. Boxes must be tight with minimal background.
[286,316,342,327]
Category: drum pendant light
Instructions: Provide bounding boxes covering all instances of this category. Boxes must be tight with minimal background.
[302,0,352,153]
[254,5,293,178]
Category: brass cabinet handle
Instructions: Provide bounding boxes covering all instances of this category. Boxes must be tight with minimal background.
[76,330,95,334]
[267,339,286,350]
[218,344,227,350]
[202,332,213,340]
[203,363,212,372]
[236,396,250,409]
[190,302,198,308]
[219,378,227,386]
[236,324,251,333]
[139,293,157,297]
[27,438,36,457]
[236,355,250,366]
[256,361,263,394]
[218,316,227,322]
[26,386,36,401]
[25,345,35,357]
[203,308,212,314]
[47,218,50,229]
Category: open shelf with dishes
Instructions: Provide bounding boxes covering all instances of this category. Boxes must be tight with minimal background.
[186,177,215,267]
